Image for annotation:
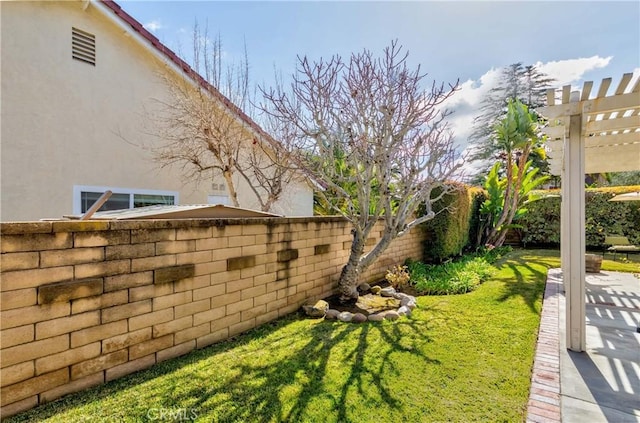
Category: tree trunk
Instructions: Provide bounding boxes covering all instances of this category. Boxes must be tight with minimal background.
[222,170,240,208]
[486,149,531,248]
[338,230,366,302]
[487,155,514,245]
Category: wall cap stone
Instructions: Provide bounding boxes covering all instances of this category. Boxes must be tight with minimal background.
[1,217,350,235]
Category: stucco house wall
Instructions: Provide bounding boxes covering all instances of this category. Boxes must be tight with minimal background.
[0,1,313,221]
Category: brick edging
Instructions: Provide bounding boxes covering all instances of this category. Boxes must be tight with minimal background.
[526,270,562,422]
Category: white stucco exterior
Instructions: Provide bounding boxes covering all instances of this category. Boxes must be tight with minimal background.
[0,1,313,221]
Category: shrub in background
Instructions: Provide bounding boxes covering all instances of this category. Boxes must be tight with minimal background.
[421,182,474,262]
[584,187,640,247]
[467,188,488,250]
[517,194,561,246]
[519,185,640,248]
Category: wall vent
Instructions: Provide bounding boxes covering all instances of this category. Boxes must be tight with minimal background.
[72,27,96,65]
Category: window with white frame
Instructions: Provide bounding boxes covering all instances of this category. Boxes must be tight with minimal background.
[73,185,179,214]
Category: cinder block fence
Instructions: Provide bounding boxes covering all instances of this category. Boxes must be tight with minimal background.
[0,217,426,417]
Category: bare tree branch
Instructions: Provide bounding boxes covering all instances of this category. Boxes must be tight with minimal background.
[261,40,463,301]
[141,25,300,212]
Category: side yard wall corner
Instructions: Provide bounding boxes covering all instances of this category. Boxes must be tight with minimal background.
[0,217,426,417]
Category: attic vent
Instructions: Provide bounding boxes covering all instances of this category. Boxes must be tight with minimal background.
[72,27,96,65]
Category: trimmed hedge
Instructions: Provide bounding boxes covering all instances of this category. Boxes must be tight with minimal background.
[421,183,483,262]
[518,185,640,249]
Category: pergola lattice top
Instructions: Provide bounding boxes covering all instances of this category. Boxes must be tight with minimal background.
[539,73,640,176]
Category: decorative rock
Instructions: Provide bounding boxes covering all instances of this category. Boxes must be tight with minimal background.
[352,313,367,323]
[384,311,400,320]
[380,287,396,297]
[400,296,416,307]
[393,292,408,300]
[368,313,385,322]
[370,286,382,294]
[397,306,411,317]
[356,294,400,313]
[405,301,417,310]
[302,300,329,318]
[325,309,340,320]
[337,311,354,322]
[358,282,371,292]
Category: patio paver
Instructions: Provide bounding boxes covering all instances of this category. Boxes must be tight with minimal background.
[528,269,640,422]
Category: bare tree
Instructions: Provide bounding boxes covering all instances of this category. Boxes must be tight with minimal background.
[148,23,299,212]
[261,41,462,301]
[244,110,303,212]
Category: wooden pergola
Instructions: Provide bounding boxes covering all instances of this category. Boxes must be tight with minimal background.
[539,72,640,352]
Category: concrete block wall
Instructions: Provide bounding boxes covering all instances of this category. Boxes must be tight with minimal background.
[0,217,426,416]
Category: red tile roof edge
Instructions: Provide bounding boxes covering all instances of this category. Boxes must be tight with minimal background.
[98,0,277,147]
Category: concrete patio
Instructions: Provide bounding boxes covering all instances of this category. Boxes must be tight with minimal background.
[527,269,640,422]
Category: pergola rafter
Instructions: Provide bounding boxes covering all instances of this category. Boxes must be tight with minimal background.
[537,73,640,352]
[540,73,640,176]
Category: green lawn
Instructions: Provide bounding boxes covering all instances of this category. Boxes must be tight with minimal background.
[7,249,639,422]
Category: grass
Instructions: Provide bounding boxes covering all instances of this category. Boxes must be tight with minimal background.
[6,249,639,422]
[592,250,640,273]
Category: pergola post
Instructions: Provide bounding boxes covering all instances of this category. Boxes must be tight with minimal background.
[562,107,586,352]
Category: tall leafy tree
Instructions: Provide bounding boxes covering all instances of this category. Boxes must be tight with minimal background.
[482,99,549,247]
[468,63,554,179]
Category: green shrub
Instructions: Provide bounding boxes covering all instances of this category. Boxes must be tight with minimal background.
[406,247,507,295]
[517,195,561,245]
[421,182,475,262]
[519,186,640,248]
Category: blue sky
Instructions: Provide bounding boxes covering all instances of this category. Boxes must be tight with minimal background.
[119,1,640,148]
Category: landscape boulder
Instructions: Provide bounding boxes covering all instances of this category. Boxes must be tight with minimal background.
[302,300,329,318]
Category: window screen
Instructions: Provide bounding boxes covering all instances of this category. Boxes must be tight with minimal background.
[134,194,175,208]
[80,192,129,213]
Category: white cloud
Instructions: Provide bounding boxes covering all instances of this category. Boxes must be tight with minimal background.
[143,20,164,33]
[534,56,612,87]
[440,67,502,149]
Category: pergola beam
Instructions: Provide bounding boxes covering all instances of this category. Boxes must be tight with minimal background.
[548,146,640,175]
[547,134,640,150]
[540,92,640,119]
[584,133,640,147]
[586,115,640,133]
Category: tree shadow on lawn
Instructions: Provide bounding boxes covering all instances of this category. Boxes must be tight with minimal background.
[493,251,557,314]
[8,313,440,423]
[174,317,440,422]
